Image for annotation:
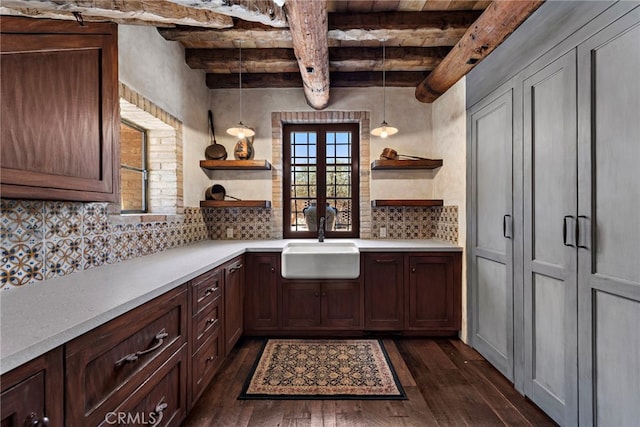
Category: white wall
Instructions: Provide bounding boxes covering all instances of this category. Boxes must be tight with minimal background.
[208,86,434,201]
[431,77,467,340]
[118,25,210,207]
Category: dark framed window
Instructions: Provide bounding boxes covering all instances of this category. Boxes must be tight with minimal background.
[283,123,360,238]
[120,120,148,213]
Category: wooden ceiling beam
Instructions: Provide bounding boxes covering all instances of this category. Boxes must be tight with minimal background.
[282,0,330,110]
[158,11,481,48]
[187,46,447,73]
[0,0,233,28]
[206,71,428,89]
[415,0,544,103]
[165,0,288,27]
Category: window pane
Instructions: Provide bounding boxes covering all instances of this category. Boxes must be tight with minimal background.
[120,122,144,169]
[120,169,144,212]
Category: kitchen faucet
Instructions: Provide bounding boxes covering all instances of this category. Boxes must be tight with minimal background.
[318,216,325,242]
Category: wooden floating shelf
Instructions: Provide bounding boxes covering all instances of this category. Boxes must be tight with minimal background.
[200,200,272,208]
[371,159,443,170]
[200,160,272,170]
[371,199,444,208]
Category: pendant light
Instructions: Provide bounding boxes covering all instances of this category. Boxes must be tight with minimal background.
[371,40,398,138]
[226,41,255,139]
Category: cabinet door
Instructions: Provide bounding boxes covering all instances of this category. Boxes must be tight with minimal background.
[468,87,516,380]
[244,253,279,332]
[364,253,404,330]
[407,254,461,332]
[522,50,578,425]
[281,282,322,328]
[577,10,640,426]
[0,348,63,427]
[0,17,119,202]
[224,257,244,355]
[321,282,362,329]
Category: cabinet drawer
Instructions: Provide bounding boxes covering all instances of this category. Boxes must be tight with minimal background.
[66,285,187,426]
[192,328,224,402]
[193,295,222,353]
[191,268,222,314]
[112,345,188,427]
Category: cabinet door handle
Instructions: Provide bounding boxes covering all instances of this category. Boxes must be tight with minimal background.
[115,328,169,367]
[229,264,244,273]
[206,318,216,326]
[563,215,577,247]
[150,397,168,427]
[577,215,590,249]
[206,355,216,363]
[503,214,513,239]
[204,287,216,296]
[25,413,49,427]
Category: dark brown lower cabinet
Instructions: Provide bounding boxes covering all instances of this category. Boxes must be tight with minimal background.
[364,253,405,330]
[406,253,462,333]
[189,267,224,406]
[224,256,244,355]
[281,281,362,329]
[65,285,188,426]
[244,253,279,333]
[0,347,64,427]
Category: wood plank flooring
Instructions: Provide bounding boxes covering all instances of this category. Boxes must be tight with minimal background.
[184,338,556,426]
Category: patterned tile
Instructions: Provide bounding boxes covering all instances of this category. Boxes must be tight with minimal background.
[1,199,43,244]
[83,235,111,269]
[45,238,82,278]
[1,242,44,287]
[83,203,110,236]
[44,201,83,239]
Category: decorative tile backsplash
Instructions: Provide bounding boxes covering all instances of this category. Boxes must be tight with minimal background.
[1,199,456,289]
[371,205,458,244]
[1,200,209,289]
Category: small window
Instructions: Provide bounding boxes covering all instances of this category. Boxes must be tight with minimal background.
[283,123,360,238]
[120,120,148,213]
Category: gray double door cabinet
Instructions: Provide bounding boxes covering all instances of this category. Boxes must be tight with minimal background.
[467,3,640,426]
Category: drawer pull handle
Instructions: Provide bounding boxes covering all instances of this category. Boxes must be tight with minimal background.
[206,355,216,363]
[24,412,49,427]
[150,397,168,426]
[204,287,216,296]
[229,264,244,273]
[375,259,395,263]
[115,329,169,367]
[206,318,216,326]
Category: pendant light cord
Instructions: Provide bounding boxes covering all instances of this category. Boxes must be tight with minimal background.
[239,41,243,124]
[382,40,386,123]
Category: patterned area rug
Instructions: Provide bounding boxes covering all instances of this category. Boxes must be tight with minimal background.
[239,339,406,400]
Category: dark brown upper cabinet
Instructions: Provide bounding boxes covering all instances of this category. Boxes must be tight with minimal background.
[0,16,120,202]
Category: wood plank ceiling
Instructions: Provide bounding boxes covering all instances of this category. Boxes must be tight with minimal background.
[1,0,543,108]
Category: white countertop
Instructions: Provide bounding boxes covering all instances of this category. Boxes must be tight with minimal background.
[0,239,460,374]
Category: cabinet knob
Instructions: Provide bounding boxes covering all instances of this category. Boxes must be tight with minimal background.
[322,292,326,297]
[411,268,416,273]
[206,355,215,363]
[25,413,49,427]
[204,287,216,296]
[206,318,216,325]
[314,291,320,297]
[271,267,275,273]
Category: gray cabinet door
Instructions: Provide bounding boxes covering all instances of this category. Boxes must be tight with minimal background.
[468,87,515,380]
[577,9,640,426]
[522,50,578,426]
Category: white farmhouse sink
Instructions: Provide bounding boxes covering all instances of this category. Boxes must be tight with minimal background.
[281,241,360,279]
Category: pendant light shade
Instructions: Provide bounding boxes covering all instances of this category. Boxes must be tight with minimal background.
[371,40,398,138]
[226,41,255,138]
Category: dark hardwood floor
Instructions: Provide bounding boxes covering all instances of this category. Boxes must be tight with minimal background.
[184,338,556,426]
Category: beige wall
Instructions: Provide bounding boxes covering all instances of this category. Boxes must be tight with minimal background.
[118,25,210,208]
[431,78,468,340]
[208,86,435,203]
